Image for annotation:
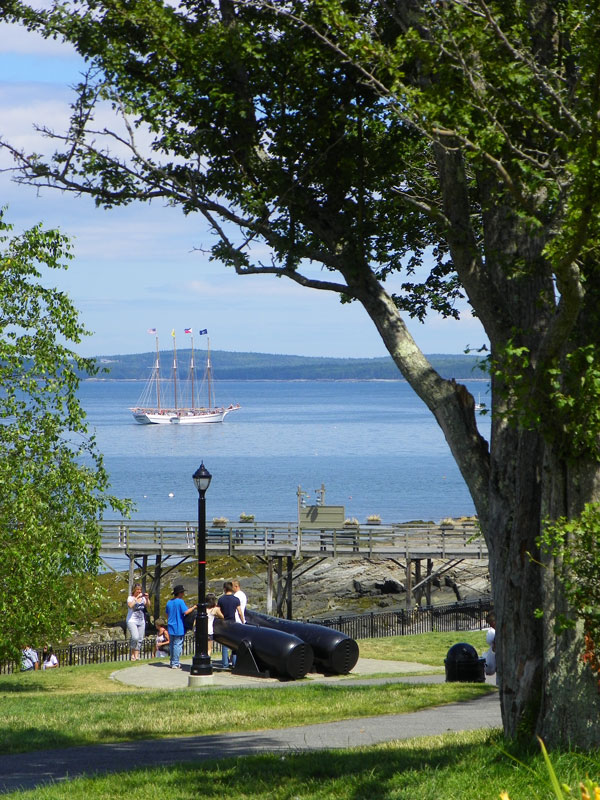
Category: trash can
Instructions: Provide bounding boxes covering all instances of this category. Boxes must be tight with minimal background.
[444,642,486,682]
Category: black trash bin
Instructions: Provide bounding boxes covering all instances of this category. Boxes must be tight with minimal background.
[444,642,486,682]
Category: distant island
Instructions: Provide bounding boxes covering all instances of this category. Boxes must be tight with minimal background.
[89,350,487,381]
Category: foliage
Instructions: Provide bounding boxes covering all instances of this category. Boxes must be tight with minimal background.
[539,504,600,682]
[0,211,128,661]
[4,0,600,743]
[501,737,600,800]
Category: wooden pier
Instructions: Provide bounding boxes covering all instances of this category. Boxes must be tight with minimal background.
[100,519,487,560]
[100,518,487,619]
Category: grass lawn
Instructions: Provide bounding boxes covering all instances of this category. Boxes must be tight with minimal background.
[2,633,598,799]
[3,730,599,800]
[358,630,488,666]
[0,674,491,754]
[0,632,494,755]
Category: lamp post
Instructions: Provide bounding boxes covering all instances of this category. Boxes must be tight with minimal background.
[190,462,212,680]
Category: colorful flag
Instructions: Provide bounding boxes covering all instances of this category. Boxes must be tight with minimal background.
[147,328,157,334]
[171,329,175,337]
[198,329,208,335]
[184,327,192,334]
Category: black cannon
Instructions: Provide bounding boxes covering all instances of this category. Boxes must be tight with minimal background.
[213,619,314,680]
[444,642,486,682]
[245,609,359,674]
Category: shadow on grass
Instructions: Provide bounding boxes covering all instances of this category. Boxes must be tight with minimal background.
[108,736,595,800]
[0,679,51,693]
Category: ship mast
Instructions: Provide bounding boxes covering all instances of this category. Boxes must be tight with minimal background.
[172,331,178,412]
[154,334,161,411]
[190,335,195,411]
[207,337,214,409]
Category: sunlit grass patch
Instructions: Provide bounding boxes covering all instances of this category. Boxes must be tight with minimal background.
[5,730,599,800]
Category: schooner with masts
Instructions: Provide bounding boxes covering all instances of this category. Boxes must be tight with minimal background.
[130,329,241,425]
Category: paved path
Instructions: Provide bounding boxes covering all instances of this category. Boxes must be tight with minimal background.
[0,660,501,795]
[112,655,442,690]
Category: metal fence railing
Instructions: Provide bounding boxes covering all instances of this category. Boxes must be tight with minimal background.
[1,598,492,675]
[307,598,493,640]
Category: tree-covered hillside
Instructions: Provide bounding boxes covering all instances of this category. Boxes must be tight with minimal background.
[92,351,486,381]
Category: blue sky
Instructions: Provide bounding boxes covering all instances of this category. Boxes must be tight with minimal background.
[0,17,487,359]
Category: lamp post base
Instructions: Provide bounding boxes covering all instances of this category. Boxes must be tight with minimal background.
[189,654,213,678]
[188,673,214,688]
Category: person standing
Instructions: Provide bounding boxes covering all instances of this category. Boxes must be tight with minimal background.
[217,581,244,669]
[484,610,497,678]
[126,583,150,661]
[165,585,197,670]
[232,579,247,624]
[205,593,224,656]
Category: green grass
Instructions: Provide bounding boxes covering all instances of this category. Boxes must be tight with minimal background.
[0,633,495,755]
[0,676,491,754]
[3,730,600,800]
[359,630,488,666]
[3,633,598,800]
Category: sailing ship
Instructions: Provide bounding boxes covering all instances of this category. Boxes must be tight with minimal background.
[130,331,241,425]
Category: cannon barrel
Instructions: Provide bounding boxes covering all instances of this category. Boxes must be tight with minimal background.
[245,610,359,674]
[213,619,313,680]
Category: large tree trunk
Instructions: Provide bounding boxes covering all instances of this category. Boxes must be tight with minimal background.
[487,415,600,746]
[536,454,600,747]
[355,274,600,747]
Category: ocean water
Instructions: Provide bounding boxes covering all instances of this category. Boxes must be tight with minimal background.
[79,379,490,525]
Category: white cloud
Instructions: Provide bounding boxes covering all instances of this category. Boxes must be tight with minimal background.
[0,19,77,57]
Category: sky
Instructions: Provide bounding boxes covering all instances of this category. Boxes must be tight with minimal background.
[0,16,488,360]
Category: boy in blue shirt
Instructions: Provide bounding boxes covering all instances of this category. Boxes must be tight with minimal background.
[165,585,197,669]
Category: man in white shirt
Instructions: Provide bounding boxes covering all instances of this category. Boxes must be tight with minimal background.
[232,579,247,624]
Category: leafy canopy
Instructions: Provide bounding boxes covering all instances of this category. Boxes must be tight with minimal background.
[0,210,128,661]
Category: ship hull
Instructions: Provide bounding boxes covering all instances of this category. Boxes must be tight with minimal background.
[131,404,240,424]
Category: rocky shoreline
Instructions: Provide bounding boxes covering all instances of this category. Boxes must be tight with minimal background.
[73,556,491,645]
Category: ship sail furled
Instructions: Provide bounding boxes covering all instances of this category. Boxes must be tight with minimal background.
[130,329,240,425]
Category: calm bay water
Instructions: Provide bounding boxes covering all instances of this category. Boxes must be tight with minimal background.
[79,379,490,525]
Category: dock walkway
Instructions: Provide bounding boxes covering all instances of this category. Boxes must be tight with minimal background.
[100,519,487,560]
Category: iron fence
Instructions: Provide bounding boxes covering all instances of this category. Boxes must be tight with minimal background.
[307,598,493,639]
[1,598,492,675]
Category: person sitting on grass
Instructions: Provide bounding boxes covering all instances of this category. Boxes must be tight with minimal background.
[21,645,39,672]
[41,645,59,670]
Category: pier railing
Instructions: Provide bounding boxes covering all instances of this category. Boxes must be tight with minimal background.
[0,598,492,674]
[99,519,487,560]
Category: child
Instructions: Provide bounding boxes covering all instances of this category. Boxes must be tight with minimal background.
[154,619,170,658]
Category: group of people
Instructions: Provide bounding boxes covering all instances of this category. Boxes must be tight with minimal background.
[126,578,248,670]
[20,644,59,672]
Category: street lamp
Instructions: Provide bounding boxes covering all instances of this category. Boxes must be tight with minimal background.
[190,462,212,679]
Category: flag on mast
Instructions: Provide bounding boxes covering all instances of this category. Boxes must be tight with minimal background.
[198,329,208,335]
[184,327,192,334]
[147,328,157,334]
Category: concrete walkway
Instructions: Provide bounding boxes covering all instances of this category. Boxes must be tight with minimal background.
[0,659,501,795]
